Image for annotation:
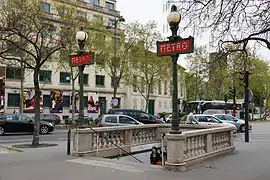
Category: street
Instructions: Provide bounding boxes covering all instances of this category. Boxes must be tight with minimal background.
[0,129,69,144]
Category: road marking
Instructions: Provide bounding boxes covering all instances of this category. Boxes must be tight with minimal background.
[67,158,143,173]
[0,139,33,143]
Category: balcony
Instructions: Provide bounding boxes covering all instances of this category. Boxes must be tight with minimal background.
[55,0,120,17]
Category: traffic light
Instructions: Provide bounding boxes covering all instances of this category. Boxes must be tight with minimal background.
[239,71,248,87]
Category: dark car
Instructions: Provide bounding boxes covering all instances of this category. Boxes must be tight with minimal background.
[0,114,54,135]
[65,115,93,125]
[106,109,164,124]
[32,114,61,126]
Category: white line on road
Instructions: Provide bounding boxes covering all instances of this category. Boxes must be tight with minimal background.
[67,158,144,173]
[0,139,33,143]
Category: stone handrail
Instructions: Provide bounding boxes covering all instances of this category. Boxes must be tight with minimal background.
[72,124,234,162]
[165,126,235,171]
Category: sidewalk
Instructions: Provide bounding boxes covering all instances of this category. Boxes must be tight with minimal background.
[0,123,270,180]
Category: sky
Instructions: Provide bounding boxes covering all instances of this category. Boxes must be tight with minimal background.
[116,0,270,69]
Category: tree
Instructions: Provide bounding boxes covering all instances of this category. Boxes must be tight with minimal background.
[175,0,270,52]
[124,21,171,111]
[93,22,134,100]
[0,0,66,145]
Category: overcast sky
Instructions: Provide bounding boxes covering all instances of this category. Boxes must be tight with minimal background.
[117,0,270,69]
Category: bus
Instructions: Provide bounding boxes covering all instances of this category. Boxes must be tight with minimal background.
[181,101,243,118]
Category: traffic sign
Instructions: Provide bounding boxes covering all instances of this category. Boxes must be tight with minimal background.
[69,53,94,66]
[113,99,118,107]
[156,36,194,56]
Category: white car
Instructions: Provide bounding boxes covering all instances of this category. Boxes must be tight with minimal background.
[96,114,144,127]
[193,114,237,134]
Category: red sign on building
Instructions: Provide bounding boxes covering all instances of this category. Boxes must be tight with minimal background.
[69,53,94,66]
[156,37,194,56]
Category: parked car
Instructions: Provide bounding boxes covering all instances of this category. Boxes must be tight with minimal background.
[213,114,252,132]
[0,114,54,135]
[96,114,144,127]
[106,109,165,124]
[31,114,61,126]
[181,114,237,134]
[65,115,93,125]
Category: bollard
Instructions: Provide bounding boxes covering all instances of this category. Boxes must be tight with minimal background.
[67,129,71,155]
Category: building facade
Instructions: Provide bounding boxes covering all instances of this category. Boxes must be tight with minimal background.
[0,0,186,120]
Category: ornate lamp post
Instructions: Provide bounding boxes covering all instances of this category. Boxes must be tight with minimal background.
[106,16,125,107]
[75,27,88,128]
[167,5,181,133]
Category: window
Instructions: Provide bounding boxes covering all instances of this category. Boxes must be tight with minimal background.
[158,80,161,95]
[18,115,31,122]
[111,77,120,87]
[164,81,167,95]
[105,2,115,10]
[119,116,137,124]
[43,95,51,108]
[41,3,50,13]
[89,0,99,5]
[2,114,14,121]
[63,96,70,107]
[138,112,149,120]
[195,116,208,122]
[39,70,51,82]
[206,116,221,123]
[133,76,137,92]
[6,67,21,80]
[60,72,70,84]
[105,116,117,123]
[96,75,105,86]
[78,74,89,85]
[7,93,20,107]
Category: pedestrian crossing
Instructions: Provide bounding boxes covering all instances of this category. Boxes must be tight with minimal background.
[67,158,144,173]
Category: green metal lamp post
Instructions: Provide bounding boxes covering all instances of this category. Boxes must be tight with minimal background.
[106,16,125,106]
[167,5,181,133]
[76,27,88,128]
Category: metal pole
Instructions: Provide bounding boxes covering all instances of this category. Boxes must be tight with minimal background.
[78,65,85,128]
[233,86,236,117]
[67,129,71,155]
[169,6,181,134]
[113,18,117,103]
[244,72,249,142]
[78,37,85,129]
[171,55,180,132]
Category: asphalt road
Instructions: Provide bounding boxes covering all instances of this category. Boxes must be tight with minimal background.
[0,121,270,180]
[0,129,69,144]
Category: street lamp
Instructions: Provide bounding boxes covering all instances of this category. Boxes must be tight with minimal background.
[167,5,181,133]
[76,27,88,128]
[106,16,125,107]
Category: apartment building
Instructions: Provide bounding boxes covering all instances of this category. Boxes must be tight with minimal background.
[0,0,186,119]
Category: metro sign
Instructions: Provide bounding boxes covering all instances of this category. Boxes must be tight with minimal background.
[69,53,94,66]
[156,36,194,56]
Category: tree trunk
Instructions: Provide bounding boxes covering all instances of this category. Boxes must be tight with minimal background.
[32,68,41,146]
[20,61,25,113]
[144,86,150,112]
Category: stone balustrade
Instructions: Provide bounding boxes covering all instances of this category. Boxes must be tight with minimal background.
[72,124,235,171]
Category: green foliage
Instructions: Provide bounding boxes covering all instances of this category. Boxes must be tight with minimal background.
[123,21,171,111]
